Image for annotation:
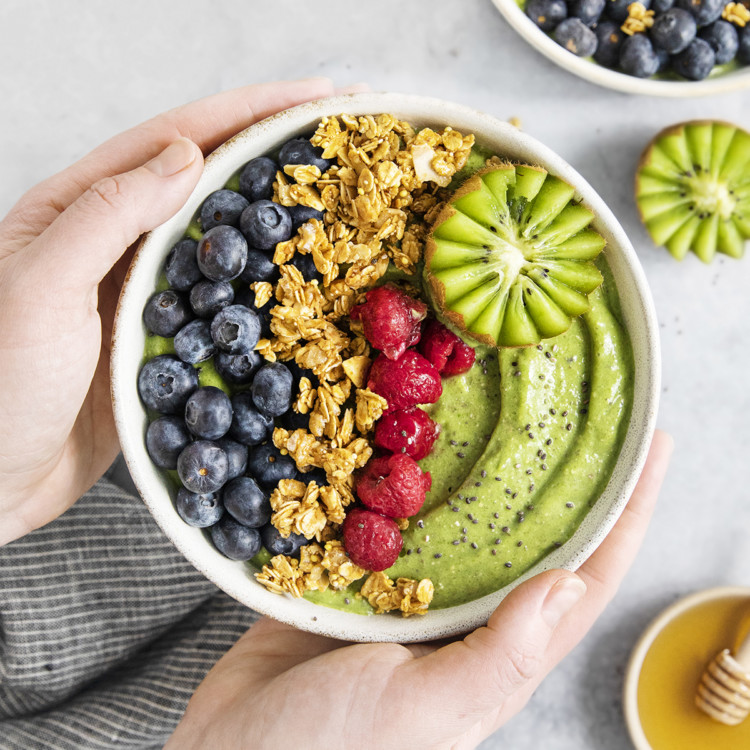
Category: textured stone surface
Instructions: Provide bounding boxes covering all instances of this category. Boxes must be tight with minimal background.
[2,1,749,747]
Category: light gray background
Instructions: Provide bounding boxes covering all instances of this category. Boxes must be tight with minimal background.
[1,1,749,748]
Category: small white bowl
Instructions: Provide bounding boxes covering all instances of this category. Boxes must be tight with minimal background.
[111,92,660,643]
[624,586,750,749]
[490,0,750,97]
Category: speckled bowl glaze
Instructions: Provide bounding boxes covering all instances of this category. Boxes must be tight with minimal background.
[111,92,660,643]
[490,0,750,97]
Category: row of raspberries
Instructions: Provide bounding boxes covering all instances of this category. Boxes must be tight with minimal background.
[342,284,475,571]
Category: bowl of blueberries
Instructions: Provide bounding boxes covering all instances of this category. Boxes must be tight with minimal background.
[490,0,750,95]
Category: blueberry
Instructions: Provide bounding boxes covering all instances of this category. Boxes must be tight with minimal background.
[287,204,326,232]
[675,0,723,26]
[570,0,605,26]
[229,391,274,445]
[247,443,298,489]
[278,137,333,173]
[604,0,645,21]
[223,476,271,528]
[740,26,750,64]
[240,201,293,251]
[652,0,675,12]
[143,290,193,337]
[554,17,598,55]
[650,8,697,53]
[251,363,293,418]
[145,415,192,469]
[299,467,327,487]
[176,488,224,528]
[239,156,278,202]
[278,409,311,432]
[211,304,261,354]
[655,45,672,71]
[215,437,249,480]
[234,287,273,338]
[238,247,281,284]
[174,319,216,364]
[593,21,625,67]
[200,189,250,232]
[699,20,739,63]
[197,225,248,282]
[165,238,202,292]
[210,516,262,560]
[285,359,318,389]
[287,253,322,283]
[672,36,716,78]
[177,440,229,494]
[260,524,309,557]
[184,386,233,440]
[189,279,235,318]
[619,33,660,76]
[525,0,567,30]
[215,350,263,385]
[138,355,199,414]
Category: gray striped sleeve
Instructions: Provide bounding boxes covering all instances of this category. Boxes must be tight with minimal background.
[0,470,257,749]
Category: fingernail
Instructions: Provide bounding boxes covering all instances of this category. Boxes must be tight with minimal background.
[541,576,587,629]
[145,138,198,177]
[334,82,371,95]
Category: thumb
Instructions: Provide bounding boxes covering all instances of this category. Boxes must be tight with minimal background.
[398,570,587,732]
[26,137,203,289]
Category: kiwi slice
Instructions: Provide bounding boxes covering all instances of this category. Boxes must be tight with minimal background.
[635,121,750,263]
[424,164,606,348]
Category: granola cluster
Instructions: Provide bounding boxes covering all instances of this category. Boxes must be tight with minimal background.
[252,114,473,616]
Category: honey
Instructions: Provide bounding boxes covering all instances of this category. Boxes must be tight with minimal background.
[636,594,750,750]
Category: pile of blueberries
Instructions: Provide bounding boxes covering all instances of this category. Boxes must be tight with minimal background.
[137,136,333,562]
[526,0,750,79]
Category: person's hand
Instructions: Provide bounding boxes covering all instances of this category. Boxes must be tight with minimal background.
[166,430,673,750]
[0,78,352,546]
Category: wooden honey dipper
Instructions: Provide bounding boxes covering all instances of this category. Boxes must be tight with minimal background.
[696,630,750,725]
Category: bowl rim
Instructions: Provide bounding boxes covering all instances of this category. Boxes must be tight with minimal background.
[623,585,750,750]
[489,0,750,97]
[111,91,661,643]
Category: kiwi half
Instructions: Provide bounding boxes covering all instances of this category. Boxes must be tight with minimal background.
[424,164,606,348]
[635,121,750,263]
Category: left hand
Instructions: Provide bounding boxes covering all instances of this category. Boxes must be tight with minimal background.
[166,430,673,750]
[0,78,340,546]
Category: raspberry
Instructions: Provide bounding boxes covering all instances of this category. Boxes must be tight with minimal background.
[367,351,442,410]
[350,284,427,360]
[342,508,403,571]
[374,408,440,460]
[418,319,476,376]
[356,453,432,518]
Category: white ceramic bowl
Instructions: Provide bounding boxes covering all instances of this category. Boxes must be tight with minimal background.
[111,92,660,643]
[491,0,750,97]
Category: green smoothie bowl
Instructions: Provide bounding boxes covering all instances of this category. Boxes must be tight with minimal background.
[111,93,660,642]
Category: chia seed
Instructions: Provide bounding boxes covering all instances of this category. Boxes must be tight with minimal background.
[471,542,478,549]
[566,423,572,431]
[467,513,474,520]
[417,520,424,528]
[451,507,459,512]
[492,549,497,556]
[457,452,465,458]
[505,488,512,495]
[566,502,574,508]
[472,519,478,524]
[505,562,513,568]
[517,541,523,547]
[406,549,412,555]
[502,526,510,533]
[462,536,468,543]
[550,408,556,415]
[538,422,545,428]
[345,598,350,604]
[546,439,552,445]
[562,410,568,417]
[462,528,468,533]
[462,441,469,446]
[495,476,502,482]
[580,407,588,415]
[513,371,521,377]
[526,469,532,475]
[470,496,477,502]
[528,432,534,439]
[494,512,499,518]
[529,483,535,491]
[475,481,482,487]
[506,504,512,510]
[434,553,442,559]
[450,440,457,446]
[453,540,460,545]
[481,470,487,478]
[416,547,422,554]
[541,464,547,470]
[490,523,496,529]
[512,492,518,499]
[495,538,502,544]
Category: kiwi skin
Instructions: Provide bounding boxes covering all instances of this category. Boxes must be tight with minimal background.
[425,163,605,349]
[635,120,750,264]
